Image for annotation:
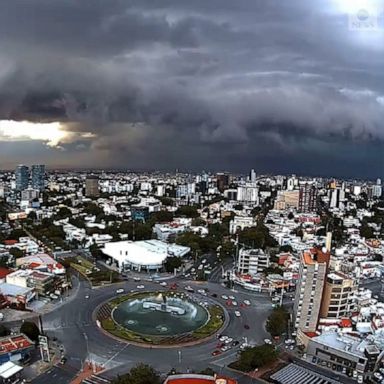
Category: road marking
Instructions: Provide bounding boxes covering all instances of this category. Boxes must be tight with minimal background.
[102,343,130,367]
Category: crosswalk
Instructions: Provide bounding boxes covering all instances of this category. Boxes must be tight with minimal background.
[270,364,340,384]
[82,375,111,384]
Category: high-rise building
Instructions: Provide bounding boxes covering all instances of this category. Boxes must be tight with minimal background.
[373,180,382,198]
[329,187,345,209]
[249,169,256,183]
[294,249,330,340]
[216,173,229,193]
[15,165,29,191]
[298,182,317,213]
[31,164,46,191]
[236,185,259,203]
[85,175,100,197]
[320,272,356,319]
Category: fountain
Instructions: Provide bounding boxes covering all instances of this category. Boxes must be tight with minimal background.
[112,293,209,336]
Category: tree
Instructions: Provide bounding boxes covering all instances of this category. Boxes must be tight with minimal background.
[266,306,289,337]
[360,224,374,239]
[287,212,294,220]
[27,211,37,221]
[234,344,278,372]
[55,207,72,220]
[164,256,182,273]
[20,321,40,342]
[219,241,235,259]
[112,363,161,384]
[9,247,24,259]
[0,325,9,337]
[175,205,199,218]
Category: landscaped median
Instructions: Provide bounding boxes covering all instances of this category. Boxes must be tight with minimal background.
[67,256,120,286]
[96,291,226,347]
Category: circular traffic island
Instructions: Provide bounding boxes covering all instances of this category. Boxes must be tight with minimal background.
[96,291,226,347]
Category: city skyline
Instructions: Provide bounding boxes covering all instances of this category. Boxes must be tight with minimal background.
[0,1,382,177]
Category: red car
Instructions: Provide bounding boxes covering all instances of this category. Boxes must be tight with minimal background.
[216,342,225,348]
[212,350,222,356]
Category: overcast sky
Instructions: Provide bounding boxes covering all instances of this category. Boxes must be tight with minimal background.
[0,0,383,178]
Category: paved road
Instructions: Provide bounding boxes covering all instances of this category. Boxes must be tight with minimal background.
[30,276,273,383]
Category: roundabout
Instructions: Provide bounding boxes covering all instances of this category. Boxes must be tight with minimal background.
[97,291,226,346]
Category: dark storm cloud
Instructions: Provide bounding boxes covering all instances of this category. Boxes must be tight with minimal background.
[0,0,383,177]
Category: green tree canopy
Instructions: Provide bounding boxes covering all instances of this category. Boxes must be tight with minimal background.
[234,344,278,372]
[164,256,182,273]
[266,306,289,337]
[112,363,161,384]
[20,321,40,342]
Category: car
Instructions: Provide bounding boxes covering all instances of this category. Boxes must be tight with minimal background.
[285,339,295,345]
[211,350,222,356]
[232,340,240,347]
[160,282,167,286]
[116,288,124,294]
[374,372,383,380]
[137,285,145,289]
[50,294,58,300]
[357,375,363,384]
[243,300,251,306]
[220,345,231,352]
[133,277,141,282]
[216,342,225,348]
[244,324,250,330]
[219,336,228,342]
[221,295,228,300]
[212,293,218,298]
[353,371,358,378]
[229,295,235,300]
[185,286,194,292]
[85,295,90,299]
[234,311,241,317]
[224,338,233,344]
[198,289,207,295]
[264,339,272,345]
[232,301,238,306]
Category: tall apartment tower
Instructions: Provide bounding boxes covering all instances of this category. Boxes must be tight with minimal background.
[31,164,46,191]
[294,249,330,341]
[320,272,356,319]
[85,175,100,197]
[15,165,29,191]
[249,169,256,183]
[298,182,317,213]
[216,173,229,193]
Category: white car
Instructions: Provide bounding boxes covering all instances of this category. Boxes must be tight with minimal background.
[232,301,238,306]
[219,336,228,342]
[357,375,363,384]
[85,295,90,299]
[264,339,272,345]
[229,295,235,300]
[234,311,241,317]
[224,337,233,344]
[221,295,228,300]
[243,300,251,306]
[137,285,145,289]
[116,288,124,294]
[160,282,167,286]
[133,277,141,282]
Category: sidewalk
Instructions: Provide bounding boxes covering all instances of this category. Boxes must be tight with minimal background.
[70,361,104,384]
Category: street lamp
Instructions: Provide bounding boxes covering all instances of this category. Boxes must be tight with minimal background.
[178,350,182,364]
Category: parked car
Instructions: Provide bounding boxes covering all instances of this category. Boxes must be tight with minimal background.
[221,295,228,300]
[212,350,222,356]
[116,288,124,294]
[160,282,167,286]
[243,300,251,306]
[185,286,194,292]
[264,339,272,345]
[234,311,241,317]
[137,285,145,289]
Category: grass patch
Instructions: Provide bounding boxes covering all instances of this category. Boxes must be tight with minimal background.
[192,305,224,338]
